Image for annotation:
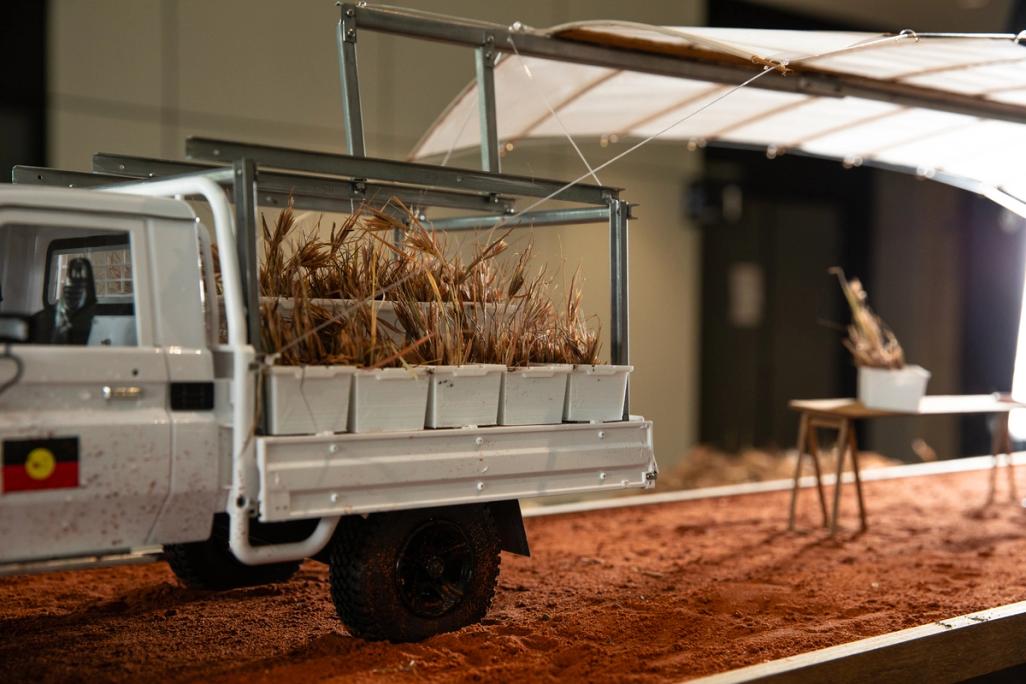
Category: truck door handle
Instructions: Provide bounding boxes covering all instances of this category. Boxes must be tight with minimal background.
[102,385,144,401]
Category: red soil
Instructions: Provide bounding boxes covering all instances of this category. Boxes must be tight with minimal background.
[3,469,1026,683]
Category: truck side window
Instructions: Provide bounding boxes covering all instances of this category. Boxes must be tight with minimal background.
[42,234,138,347]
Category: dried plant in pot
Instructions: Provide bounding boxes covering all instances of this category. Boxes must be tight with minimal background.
[261,291,357,436]
[393,221,510,429]
[258,203,431,435]
[335,240,432,436]
[491,251,573,426]
[557,268,632,423]
[831,267,930,412]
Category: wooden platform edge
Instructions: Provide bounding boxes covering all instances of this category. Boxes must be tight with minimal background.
[688,599,1026,684]
[523,451,1026,518]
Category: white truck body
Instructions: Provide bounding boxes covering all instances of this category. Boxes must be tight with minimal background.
[0,183,656,570]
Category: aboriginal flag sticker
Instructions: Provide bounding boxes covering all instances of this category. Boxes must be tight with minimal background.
[1,437,79,493]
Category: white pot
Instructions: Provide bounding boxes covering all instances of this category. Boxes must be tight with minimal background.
[265,365,356,436]
[426,365,505,428]
[564,365,633,423]
[499,364,572,426]
[857,365,931,412]
[349,367,430,433]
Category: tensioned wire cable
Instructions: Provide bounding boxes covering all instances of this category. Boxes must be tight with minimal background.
[483,64,776,233]
[506,34,603,186]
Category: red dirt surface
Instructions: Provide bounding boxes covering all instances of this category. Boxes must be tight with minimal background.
[3,469,1026,683]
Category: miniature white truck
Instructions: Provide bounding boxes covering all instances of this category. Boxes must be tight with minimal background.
[0,179,656,641]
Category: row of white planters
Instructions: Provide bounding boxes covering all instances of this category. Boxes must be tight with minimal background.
[265,364,632,435]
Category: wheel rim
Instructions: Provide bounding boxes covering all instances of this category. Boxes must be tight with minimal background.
[396,519,474,618]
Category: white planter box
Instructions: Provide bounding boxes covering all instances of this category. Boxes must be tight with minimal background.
[426,365,505,428]
[564,365,633,423]
[349,367,430,433]
[265,365,356,436]
[499,364,572,426]
[858,365,931,412]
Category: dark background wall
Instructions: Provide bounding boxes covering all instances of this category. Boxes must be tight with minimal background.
[0,2,47,182]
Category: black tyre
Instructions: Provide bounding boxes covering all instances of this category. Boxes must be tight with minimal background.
[329,504,501,642]
[164,514,302,590]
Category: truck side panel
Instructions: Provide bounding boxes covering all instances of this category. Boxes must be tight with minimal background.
[0,346,172,561]
[147,353,219,545]
[146,219,220,545]
[257,420,656,523]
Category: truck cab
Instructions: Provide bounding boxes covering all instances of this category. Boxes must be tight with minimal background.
[0,186,221,562]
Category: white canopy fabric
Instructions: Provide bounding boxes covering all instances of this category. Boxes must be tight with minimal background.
[411,24,1026,206]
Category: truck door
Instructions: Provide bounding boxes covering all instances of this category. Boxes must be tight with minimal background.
[0,212,171,562]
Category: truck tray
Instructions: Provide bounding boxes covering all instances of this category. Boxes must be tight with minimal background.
[256,419,655,522]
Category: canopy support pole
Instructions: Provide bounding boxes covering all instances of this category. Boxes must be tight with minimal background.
[610,197,630,417]
[476,44,500,173]
[338,7,366,157]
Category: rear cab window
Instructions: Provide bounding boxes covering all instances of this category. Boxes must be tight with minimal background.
[0,224,138,347]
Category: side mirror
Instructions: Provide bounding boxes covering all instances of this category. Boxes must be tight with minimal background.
[0,314,30,343]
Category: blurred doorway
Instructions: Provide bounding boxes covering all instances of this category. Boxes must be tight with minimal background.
[694,152,872,450]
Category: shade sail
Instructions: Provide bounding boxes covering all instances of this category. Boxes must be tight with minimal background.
[411,24,1026,206]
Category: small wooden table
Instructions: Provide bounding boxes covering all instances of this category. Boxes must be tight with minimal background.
[788,394,1025,535]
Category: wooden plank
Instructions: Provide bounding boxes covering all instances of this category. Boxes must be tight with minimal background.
[690,600,1026,684]
[790,394,1025,418]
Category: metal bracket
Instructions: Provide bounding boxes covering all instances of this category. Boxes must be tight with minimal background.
[341,4,358,43]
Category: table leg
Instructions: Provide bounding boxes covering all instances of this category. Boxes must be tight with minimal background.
[788,412,811,531]
[807,427,830,527]
[988,417,1000,505]
[848,428,867,531]
[830,419,851,536]
[1001,414,1018,503]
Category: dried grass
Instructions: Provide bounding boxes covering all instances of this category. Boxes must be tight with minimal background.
[830,266,904,369]
[220,196,603,367]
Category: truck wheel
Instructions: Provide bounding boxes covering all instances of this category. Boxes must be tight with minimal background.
[164,514,301,590]
[329,505,501,642]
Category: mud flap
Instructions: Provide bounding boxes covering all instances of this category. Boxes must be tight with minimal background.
[487,499,530,557]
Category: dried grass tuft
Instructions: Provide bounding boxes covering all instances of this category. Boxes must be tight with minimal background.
[830,266,904,369]
[226,196,603,368]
